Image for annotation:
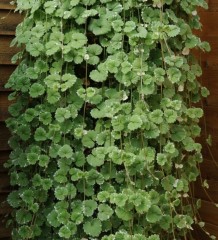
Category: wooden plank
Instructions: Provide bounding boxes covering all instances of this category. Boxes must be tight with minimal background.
[0,122,10,151]
[194,179,218,202]
[204,222,218,238]
[202,106,218,136]
[0,35,18,65]
[208,0,218,11]
[0,192,11,215]
[198,200,218,226]
[201,65,218,106]
[192,224,211,240]
[0,225,10,238]
[0,0,15,9]
[0,172,10,193]
[198,36,218,64]
[0,4,15,11]
[200,159,218,180]
[0,150,9,173]
[0,92,10,121]
[0,9,22,35]
[198,12,218,37]
[0,64,16,91]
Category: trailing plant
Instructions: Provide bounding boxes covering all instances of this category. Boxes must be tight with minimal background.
[5,0,212,239]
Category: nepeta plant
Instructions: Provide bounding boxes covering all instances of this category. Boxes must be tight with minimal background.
[5,0,211,239]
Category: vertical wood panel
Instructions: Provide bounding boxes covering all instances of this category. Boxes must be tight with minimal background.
[0,2,18,238]
[196,2,218,238]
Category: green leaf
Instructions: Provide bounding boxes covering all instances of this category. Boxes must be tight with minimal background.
[16,209,32,224]
[58,226,71,239]
[55,108,71,122]
[39,112,52,125]
[55,186,68,200]
[161,175,176,191]
[201,87,210,98]
[7,191,21,208]
[83,200,97,217]
[17,125,31,141]
[112,19,124,32]
[71,33,88,49]
[148,235,160,240]
[115,207,132,221]
[156,153,167,166]
[89,18,111,35]
[47,89,61,104]
[128,115,143,131]
[87,147,105,167]
[82,130,96,148]
[83,218,102,237]
[29,83,45,98]
[135,197,151,214]
[18,226,32,239]
[166,25,180,37]
[46,41,61,55]
[70,0,80,7]
[164,141,176,154]
[146,205,162,223]
[61,74,77,92]
[58,144,73,158]
[90,69,108,82]
[171,125,187,142]
[47,210,61,227]
[149,110,163,124]
[27,152,38,165]
[34,127,47,141]
[164,109,177,123]
[44,1,57,14]
[140,147,156,163]
[24,108,37,122]
[167,67,182,83]
[124,21,136,33]
[98,204,113,221]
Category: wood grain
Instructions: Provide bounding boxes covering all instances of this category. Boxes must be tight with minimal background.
[0,35,18,65]
[0,122,10,151]
[198,200,218,226]
[194,179,218,202]
[0,65,16,91]
[0,9,22,35]
[0,150,9,173]
[0,92,10,121]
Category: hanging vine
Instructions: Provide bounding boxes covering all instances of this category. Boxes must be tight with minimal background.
[5,0,212,239]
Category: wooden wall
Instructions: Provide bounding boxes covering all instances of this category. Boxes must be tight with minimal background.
[0,1,21,238]
[0,0,218,239]
[192,0,218,239]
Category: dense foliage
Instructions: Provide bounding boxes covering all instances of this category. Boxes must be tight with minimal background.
[5,0,211,239]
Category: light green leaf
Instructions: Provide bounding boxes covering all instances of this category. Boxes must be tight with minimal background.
[83,200,97,217]
[55,186,68,200]
[83,218,102,237]
[146,205,162,223]
[124,21,136,33]
[55,108,71,122]
[29,83,45,98]
[58,144,73,158]
[167,67,182,83]
[98,204,113,221]
[115,207,132,221]
[128,115,143,131]
[71,33,88,49]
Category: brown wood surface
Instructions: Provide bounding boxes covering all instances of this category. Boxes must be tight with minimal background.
[0,92,10,121]
[0,35,18,65]
[0,10,22,35]
[0,65,16,91]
